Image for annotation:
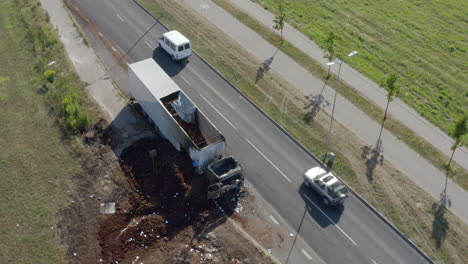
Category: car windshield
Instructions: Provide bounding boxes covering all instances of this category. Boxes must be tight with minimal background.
[329,182,348,198]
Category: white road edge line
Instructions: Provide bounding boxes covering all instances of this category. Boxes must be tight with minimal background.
[145,41,154,50]
[269,215,279,225]
[371,259,378,264]
[111,46,117,52]
[98,32,103,37]
[180,75,191,86]
[301,249,313,260]
[199,95,237,130]
[245,139,292,183]
[303,194,357,246]
[116,14,125,22]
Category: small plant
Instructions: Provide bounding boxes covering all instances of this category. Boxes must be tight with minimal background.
[61,92,91,133]
[273,0,287,46]
[43,70,56,83]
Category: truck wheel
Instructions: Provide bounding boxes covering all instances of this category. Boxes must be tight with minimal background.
[171,55,176,61]
[323,198,329,206]
[304,180,310,187]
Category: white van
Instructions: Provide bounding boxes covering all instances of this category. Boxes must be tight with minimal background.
[158,30,192,61]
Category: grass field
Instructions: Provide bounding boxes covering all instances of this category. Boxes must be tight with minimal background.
[211,0,468,194]
[140,0,468,263]
[254,0,467,135]
[0,1,94,263]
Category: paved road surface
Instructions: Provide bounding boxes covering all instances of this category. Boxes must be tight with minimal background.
[62,0,432,263]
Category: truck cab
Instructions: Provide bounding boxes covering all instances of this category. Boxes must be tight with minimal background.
[206,157,243,200]
[304,167,348,206]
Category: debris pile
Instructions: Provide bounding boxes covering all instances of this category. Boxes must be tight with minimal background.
[163,99,207,148]
[98,137,221,263]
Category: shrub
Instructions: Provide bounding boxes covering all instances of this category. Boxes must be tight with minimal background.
[43,70,56,83]
[61,92,91,133]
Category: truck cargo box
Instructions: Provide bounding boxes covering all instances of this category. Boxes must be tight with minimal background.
[128,59,225,173]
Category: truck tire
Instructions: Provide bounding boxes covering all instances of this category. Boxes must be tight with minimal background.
[304,180,310,187]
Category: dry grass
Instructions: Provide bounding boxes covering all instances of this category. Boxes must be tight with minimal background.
[139,0,468,263]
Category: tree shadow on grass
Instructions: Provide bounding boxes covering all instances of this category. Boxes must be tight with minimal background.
[361,145,384,182]
[303,93,329,123]
[255,48,279,83]
[303,75,331,124]
[431,201,449,249]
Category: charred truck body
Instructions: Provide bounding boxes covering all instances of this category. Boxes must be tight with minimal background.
[128,59,243,199]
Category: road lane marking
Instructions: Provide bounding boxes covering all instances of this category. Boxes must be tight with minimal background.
[303,194,357,246]
[145,41,154,50]
[116,14,125,22]
[371,259,378,264]
[245,139,292,183]
[199,95,237,130]
[74,6,79,11]
[85,18,90,23]
[111,46,117,52]
[180,75,191,86]
[301,249,313,260]
[269,215,279,225]
[98,32,103,37]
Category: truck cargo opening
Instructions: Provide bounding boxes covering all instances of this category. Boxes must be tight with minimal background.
[161,91,224,149]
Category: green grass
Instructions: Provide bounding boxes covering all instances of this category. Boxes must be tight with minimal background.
[0,0,95,262]
[139,1,467,263]
[253,0,467,135]
[211,0,468,191]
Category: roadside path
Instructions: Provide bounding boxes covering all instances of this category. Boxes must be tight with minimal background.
[183,0,468,224]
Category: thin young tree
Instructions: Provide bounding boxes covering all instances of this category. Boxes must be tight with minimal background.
[447,115,467,177]
[273,0,286,46]
[377,73,400,149]
[323,32,336,80]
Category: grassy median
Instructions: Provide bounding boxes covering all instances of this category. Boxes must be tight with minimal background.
[139,0,467,263]
[0,0,98,262]
[211,0,468,192]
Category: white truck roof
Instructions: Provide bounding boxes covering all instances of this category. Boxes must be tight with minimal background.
[163,30,190,46]
[128,58,180,99]
[304,167,327,181]
[305,167,339,185]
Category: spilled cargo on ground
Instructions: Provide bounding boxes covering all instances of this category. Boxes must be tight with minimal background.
[128,58,225,173]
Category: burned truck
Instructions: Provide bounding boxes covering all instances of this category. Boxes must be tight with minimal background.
[128,58,243,199]
[206,156,243,200]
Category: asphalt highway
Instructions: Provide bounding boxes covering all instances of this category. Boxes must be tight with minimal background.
[71,0,430,263]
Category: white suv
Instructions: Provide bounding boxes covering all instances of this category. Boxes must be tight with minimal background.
[304,167,348,206]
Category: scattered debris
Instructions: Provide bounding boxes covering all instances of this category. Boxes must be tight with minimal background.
[100,202,116,214]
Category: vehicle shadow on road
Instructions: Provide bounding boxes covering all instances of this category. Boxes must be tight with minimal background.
[361,145,384,182]
[152,47,187,77]
[298,183,344,227]
[431,201,449,248]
